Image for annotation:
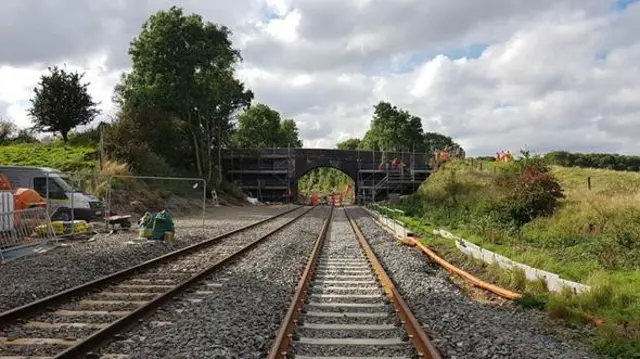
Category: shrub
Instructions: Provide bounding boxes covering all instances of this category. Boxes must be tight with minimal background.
[398,194,424,217]
[492,163,564,227]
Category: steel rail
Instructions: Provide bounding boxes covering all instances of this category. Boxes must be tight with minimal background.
[55,205,316,358]
[0,205,303,324]
[345,208,442,359]
[267,207,334,359]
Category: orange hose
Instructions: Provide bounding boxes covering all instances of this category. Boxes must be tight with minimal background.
[410,239,521,300]
[370,212,521,300]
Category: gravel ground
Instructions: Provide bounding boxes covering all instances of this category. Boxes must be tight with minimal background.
[0,205,295,312]
[98,206,330,359]
[348,206,599,359]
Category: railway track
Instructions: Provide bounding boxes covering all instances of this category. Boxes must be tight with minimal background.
[0,205,314,359]
[269,207,441,359]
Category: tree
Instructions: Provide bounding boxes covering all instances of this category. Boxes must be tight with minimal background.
[424,132,458,153]
[354,101,465,157]
[232,104,281,148]
[280,119,303,148]
[337,138,361,150]
[0,117,16,144]
[232,104,303,148]
[115,6,253,183]
[361,102,425,152]
[28,66,100,142]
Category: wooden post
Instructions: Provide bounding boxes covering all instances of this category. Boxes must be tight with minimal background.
[587,176,591,191]
[99,124,104,171]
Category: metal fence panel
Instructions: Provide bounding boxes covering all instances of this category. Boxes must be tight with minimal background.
[106,175,206,240]
[0,191,14,231]
[42,171,101,238]
[0,207,57,261]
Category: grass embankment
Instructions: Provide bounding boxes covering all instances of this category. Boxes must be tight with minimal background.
[0,140,242,208]
[393,160,640,358]
[0,142,97,172]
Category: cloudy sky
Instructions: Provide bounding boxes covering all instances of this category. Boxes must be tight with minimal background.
[1,0,639,156]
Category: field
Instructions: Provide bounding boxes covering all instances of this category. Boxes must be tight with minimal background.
[393,160,640,358]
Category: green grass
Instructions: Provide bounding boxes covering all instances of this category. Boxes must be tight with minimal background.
[394,160,640,358]
[0,141,98,172]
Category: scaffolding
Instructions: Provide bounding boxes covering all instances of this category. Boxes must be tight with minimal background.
[224,145,294,203]
[355,148,432,205]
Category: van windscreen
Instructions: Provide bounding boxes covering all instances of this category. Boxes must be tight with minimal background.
[52,175,77,192]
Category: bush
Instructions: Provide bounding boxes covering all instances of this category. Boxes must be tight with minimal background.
[399,194,424,217]
[492,163,564,227]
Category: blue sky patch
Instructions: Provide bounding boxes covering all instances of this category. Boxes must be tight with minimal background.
[445,44,488,60]
[492,102,513,110]
[615,0,639,11]
[394,43,488,74]
[259,7,282,23]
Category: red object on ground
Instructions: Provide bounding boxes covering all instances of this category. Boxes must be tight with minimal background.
[311,193,318,206]
[329,193,335,207]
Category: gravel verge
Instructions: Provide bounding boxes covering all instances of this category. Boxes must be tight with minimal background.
[348,207,599,359]
[0,205,295,312]
[98,206,329,359]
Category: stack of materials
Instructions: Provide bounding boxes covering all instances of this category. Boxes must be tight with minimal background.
[138,210,175,241]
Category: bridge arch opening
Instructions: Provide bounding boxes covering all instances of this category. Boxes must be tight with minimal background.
[296,166,355,205]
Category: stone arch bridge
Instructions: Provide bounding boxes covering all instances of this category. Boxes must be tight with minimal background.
[223,148,432,203]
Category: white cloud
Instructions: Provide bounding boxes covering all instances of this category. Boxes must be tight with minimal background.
[263,9,301,42]
[1,0,640,156]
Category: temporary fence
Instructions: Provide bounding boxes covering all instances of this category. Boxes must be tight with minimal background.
[40,171,101,238]
[106,175,207,240]
[369,203,405,219]
[3,170,208,245]
[0,206,57,261]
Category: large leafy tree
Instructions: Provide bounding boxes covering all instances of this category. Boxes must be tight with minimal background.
[28,66,101,142]
[424,132,464,157]
[340,102,464,156]
[114,6,253,182]
[361,102,425,152]
[336,138,361,150]
[232,104,303,148]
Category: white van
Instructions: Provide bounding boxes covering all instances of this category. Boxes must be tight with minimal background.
[0,166,103,221]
